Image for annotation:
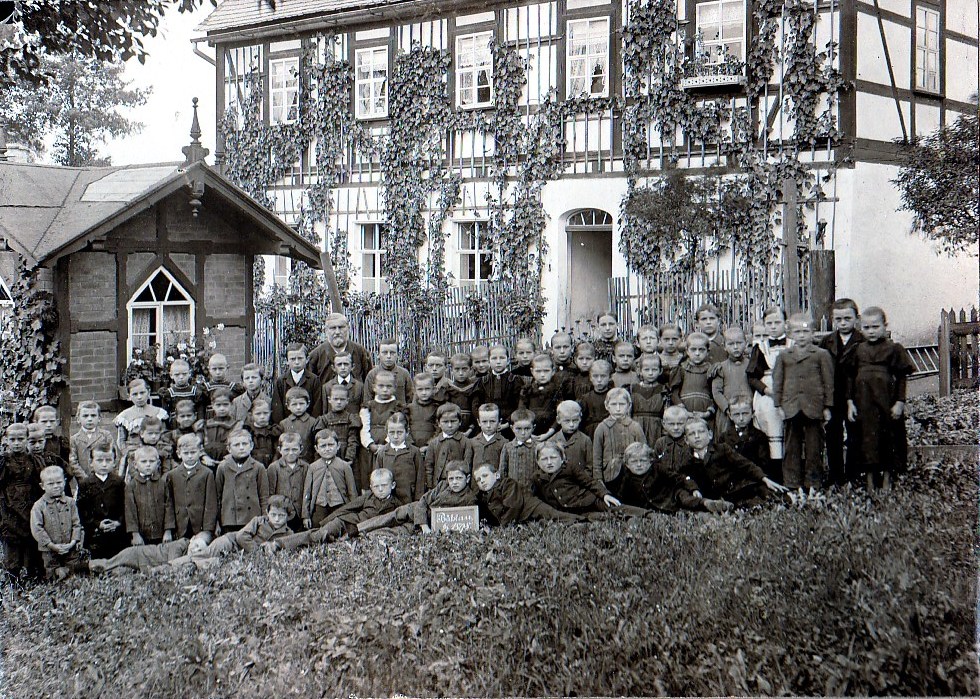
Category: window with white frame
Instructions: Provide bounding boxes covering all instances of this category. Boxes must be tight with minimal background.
[269,57,299,124]
[272,256,291,287]
[456,32,494,108]
[361,223,389,293]
[457,221,493,287]
[567,18,610,98]
[128,268,194,364]
[0,275,12,324]
[355,47,389,119]
[915,5,940,93]
[695,0,746,64]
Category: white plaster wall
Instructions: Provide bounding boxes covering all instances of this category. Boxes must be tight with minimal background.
[857,12,912,89]
[947,1,979,38]
[945,39,980,104]
[539,176,628,333]
[856,92,912,141]
[914,102,941,137]
[833,163,978,343]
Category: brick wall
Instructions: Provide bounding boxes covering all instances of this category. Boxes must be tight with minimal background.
[167,199,217,244]
[220,326,249,379]
[0,251,19,289]
[69,331,118,404]
[170,253,197,285]
[69,252,116,323]
[108,210,154,242]
[205,254,247,318]
[125,253,156,287]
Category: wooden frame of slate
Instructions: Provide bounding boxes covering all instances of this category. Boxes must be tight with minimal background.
[430,506,480,532]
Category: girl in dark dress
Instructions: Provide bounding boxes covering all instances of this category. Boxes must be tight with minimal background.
[845,307,915,490]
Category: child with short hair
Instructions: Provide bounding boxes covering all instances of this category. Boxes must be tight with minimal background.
[695,303,727,364]
[272,342,322,424]
[658,324,684,372]
[632,353,667,445]
[549,332,576,392]
[819,298,865,486]
[593,311,620,364]
[230,495,294,554]
[313,383,362,464]
[214,429,269,533]
[112,379,170,449]
[750,321,767,346]
[512,337,537,378]
[279,386,317,462]
[365,338,414,404]
[203,353,244,410]
[571,341,596,399]
[164,434,218,540]
[166,399,203,451]
[444,352,479,432]
[653,405,691,474]
[681,418,787,508]
[124,446,168,546]
[548,400,595,481]
[302,429,357,528]
[32,405,70,466]
[320,352,365,416]
[772,313,834,490]
[120,415,173,480]
[474,464,585,526]
[610,442,728,514]
[30,466,84,579]
[531,442,627,516]
[243,398,281,466]
[747,306,791,474]
[1,423,44,580]
[161,358,207,426]
[266,432,310,531]
[358,370,406,491]
[471,404,506,474]
[715,397,769,470]
[374,413,424,502]
[579,359,613,439]
[69,401,115,480]
[424,404,474,489]
[203,388,243,462]
[499,409,538,487]
[424,350,450,401]
[669,332,715,421]
[710,327,752,436]
[635,324,660,365]
[76,437,126,558]
[407,372,439,449]
[846,306,915,491]
[593,387,646,483]
[28,424,70,481]
[611,341,639,388]
[518,354,571,439]
[472,345,526,429]
[471,346,491,379]
[232,363,271,422]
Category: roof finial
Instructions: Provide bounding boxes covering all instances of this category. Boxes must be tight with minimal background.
[0,125,7,162]
[181,97,210,167]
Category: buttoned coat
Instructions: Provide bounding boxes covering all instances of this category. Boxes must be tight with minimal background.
[165,465,218,536]
[772,345,834,420]
[124,471,169,540]
[215,457,269,528]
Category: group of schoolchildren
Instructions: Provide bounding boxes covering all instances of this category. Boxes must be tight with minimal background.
[0,301,915,582]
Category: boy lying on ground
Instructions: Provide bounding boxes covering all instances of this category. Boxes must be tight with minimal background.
[473,463,586,526]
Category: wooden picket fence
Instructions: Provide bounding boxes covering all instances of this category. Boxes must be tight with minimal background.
[254,283,529,377]
[938,307,980,396]
[608,255,817,337]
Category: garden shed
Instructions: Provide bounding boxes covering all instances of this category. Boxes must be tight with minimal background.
[0,106,320,417]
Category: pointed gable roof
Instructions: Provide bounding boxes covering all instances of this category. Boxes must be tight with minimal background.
[0,160,322,268]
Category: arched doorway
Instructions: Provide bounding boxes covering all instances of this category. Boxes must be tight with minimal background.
[566,208,613,327]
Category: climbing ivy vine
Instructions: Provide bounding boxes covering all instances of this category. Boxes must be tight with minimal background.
[219,0,846,332]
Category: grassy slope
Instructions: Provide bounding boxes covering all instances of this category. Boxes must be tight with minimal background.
[2,455,977,698]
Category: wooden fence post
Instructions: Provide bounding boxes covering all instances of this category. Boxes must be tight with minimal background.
[938,308,951,397]
[809,249,835,328]
[781,178,800,315]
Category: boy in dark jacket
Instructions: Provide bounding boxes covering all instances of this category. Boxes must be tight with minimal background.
[529,441,628,516]
[124,447,169,545]
[681,420,787,509]
[609,442,728,514]
[652,405,691,474]
[818,298,865,485]
[473,463,584,526]
[165,434,218,540]
[772,314,834,490]
[1,423,45,580]
[76,438,127,558]
[715,397,770,472]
